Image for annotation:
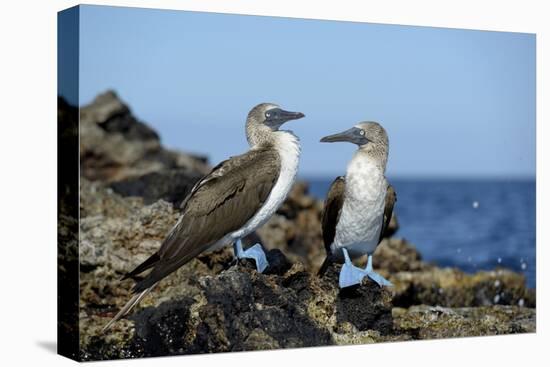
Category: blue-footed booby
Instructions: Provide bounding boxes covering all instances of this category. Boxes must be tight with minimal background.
[318,122,396,288]
[103,103,305,330]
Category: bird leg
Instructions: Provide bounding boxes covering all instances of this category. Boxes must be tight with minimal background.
[339,248,392,288]
[233,239,269,273]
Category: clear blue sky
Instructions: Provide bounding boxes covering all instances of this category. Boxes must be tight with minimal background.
[73,5,535,178]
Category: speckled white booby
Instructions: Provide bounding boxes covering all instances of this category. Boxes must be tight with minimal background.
[318,122,396,288]
[103,103,305,331]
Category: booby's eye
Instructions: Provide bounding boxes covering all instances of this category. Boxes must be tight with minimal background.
[265,112,271,118]
[359,130,365,136]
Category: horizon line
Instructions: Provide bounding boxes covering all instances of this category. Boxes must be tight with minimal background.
[299,174,536,181]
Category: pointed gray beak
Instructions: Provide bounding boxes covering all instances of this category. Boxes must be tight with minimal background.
[320,127,368,145]
[279,109,305,121]
[265,108,305,129]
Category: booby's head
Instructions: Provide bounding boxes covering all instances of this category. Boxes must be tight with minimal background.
[320,121,389,165]
[246,103,305,146]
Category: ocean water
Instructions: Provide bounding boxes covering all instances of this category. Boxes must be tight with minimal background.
[307,178,536,289]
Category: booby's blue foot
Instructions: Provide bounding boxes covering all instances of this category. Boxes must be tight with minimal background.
[338,249,392,288]
[233,240,269,273]
[364,255,393,287]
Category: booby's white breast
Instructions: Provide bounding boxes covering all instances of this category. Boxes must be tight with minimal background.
[331,152,387,259]
[229,130,301,240]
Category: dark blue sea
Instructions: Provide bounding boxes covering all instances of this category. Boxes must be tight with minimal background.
[307,178,536,289]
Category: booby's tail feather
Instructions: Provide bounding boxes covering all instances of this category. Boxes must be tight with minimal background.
[121,253,160,281]
[102,287,152,332]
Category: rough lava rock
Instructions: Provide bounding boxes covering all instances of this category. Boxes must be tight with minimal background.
[80,90,210,201]
[75,92,536,361]
[393,305,535,339]
[109,168,205,207]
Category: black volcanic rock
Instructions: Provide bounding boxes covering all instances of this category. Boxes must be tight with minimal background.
[109,168,204,207]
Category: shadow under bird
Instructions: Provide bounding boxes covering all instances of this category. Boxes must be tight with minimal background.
[103,103,305,331]
[318,122,396,288]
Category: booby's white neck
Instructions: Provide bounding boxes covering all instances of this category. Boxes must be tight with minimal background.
[261,130,301,208]
[345,150,385,201]
[231,130,300,239]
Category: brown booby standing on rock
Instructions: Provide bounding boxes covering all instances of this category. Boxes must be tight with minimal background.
[103,103,305,331]
[318,122,396,288]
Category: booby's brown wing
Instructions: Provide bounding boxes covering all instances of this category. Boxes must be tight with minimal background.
[378,182,397,243]
[131,148,281,292]
[318,176,345,275]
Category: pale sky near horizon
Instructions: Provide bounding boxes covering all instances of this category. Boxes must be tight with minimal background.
[63,5,535,178]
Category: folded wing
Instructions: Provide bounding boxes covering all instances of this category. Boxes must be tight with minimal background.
[318,176,346,275]
[129,148,281,292]
[378,183,396,243]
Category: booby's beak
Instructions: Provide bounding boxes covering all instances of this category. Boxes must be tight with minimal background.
[320,127,369,145]
[265,108,305,129]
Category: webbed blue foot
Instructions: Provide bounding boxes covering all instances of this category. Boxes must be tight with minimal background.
[364,254,393,287]
[233,240,269,273]
[339,249,392,288]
